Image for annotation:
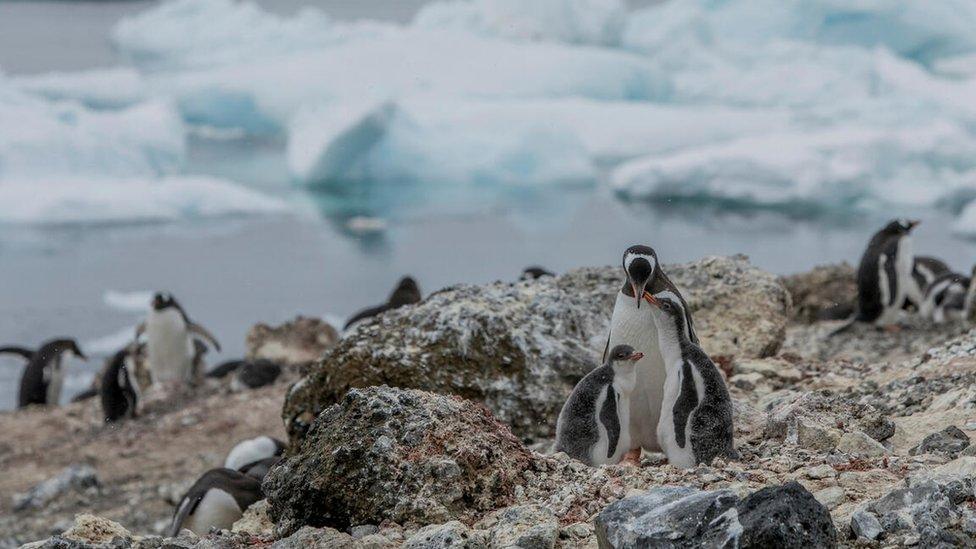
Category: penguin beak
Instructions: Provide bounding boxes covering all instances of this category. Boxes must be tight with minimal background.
[909,220,921,229]
[628,351,644,362]
[632,281,648,308]
[642,291,660,308]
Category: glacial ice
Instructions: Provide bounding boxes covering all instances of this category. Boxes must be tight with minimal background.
[413,0,626,46]
[103,290,154,313]
[12,68,147,109]
[0,176,287,225]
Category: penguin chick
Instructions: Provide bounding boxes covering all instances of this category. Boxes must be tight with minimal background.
[230,360,282,391]
[100,344,142,422]
[0,338,86,408]
[238,456,282,482]
[645,291,736,469]
[555,345,644,466]
[343,276,421,330]
[520,266,555,280]
[136,292,220,385]
[168,468,262,537]
[908,256,950,311]
[920,271,971,324]
[224,435,286,471]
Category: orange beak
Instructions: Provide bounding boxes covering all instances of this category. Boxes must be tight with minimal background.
[642,291,659,307]
[628,351,644,362]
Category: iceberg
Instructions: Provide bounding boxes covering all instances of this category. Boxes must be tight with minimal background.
[12,68,147,110]
[413,0,626,46]
[951,198,976,237]
[288,97,791,185]
[0,176,287,225]
[611,122,976,211]
[0,90,185,179]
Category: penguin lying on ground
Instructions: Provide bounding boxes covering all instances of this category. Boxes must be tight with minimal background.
[0,338,86,408]
[136,292,220,385]
[831,219,919,335]
[168,468,262,536]
[556,345,644,466]
[238,456,281,482]
[645,291,737,468]
[224,435,286,471]
[603,245,697,464]
[204,359,283,390]
[520,266,555,280]
[920,271,971,324]
[100,344,142,422]
[909,256,950,310]
[343,276,421,330]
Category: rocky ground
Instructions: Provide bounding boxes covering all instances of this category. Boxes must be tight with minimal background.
[5,257,976,548]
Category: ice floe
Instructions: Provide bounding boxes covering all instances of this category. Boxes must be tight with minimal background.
[12,68,147,109]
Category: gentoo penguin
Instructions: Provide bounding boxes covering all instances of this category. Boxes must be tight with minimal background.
[0,338,86,408]
[965,266,976,323]
[238,456,282,482]
[908,256,950,310]
[920,271,971,323]
[520,266,555,280]
[555,345,644,466]
[168,468,262,536]
[603,245,697,458]
[343,276,421,330]
[645,291,736,468]
[205,359,244,379]
[136,292,221,385]
[230,360,282,391]
[100,344,142,422]
[831,219,919,335]
[224,435,286,471]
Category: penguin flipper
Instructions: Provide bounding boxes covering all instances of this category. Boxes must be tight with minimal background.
[601,332,610,363]
[0,346,34,360]
[826,316,859,338]
[188,322,221,352]
[169,493,204,537]
[343,304,391,330]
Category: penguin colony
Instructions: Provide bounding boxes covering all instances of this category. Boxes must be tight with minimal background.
[3,220,974,535]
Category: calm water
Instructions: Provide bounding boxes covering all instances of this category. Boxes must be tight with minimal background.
[1,1,974,409]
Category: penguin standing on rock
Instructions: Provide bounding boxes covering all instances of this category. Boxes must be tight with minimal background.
[343,276,421,330]
[100,343,142,422]
[0,338,86,408]
[603,245,697,462]
[556,345,644,466]
[168,468,262,536]
[645,291,736,468]
[136,292,221,385]
[831,219,920,335]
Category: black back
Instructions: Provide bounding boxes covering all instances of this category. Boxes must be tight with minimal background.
[521,266,555,280]
[239,455,282,482]
[235,360,282,389]
[344,276,421,329]
[100,348,138,422]
[169,468,263,537]
[206,360,245,378]
[0,338,84,408]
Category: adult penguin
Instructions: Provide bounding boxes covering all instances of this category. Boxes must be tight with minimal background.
[0,338,86,408]
[603,245,697,462]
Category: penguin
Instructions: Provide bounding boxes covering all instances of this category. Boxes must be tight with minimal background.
[189,339,209,383]
[238,455,281,482]
[555,345,644,466]
[0,338,86,408]
[831,219,919,335]
[100,344,142,422]
[224,435,286,471]
[603,245,698,459]
[920,271,971,323]
[230,360,282,391]
[343,276,421,330]
[644,291,736,469]
[520,266,555,280]
[135,292,221,385]
[205,359,245,379]
[168,468,262,536]
[909,256,950,309]
[965,265,976,323]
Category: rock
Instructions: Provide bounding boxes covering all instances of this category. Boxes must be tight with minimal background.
[851,509,883,541]
[736,481,837,548]
[910,426,971,457]
[837,431,888,457]
[813,486,846,510]
[12,464,100,511]
[403,521,486,549]
[283,257,790,443]
[730,372,765,390]
[266,387,532,534]
[246,316,339,367]
[62,514,130,545]
[477,505,558,549]
[349,525,379,539]
[271,526,356,549]
[856,413,896,443]
[805,465,836,480]
[594,486,739,549]
[765,392,840,451]
[780,263,856,323]
[233,499,274,536]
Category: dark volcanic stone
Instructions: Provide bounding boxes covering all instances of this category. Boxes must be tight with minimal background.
[736,481,837,549]
[910,426,971,457]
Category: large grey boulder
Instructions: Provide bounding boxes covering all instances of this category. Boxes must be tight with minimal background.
[283,256,790,443]
[780,263,855,323]
[265,386,532,535]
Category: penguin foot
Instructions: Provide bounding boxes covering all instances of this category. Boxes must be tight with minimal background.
[620,448,642,467]
[881,324,904,333]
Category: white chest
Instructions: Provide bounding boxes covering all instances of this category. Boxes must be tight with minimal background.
[657,357,704,469]
[607,291,666,452]
[45,356,65,405]
[147,309,191,383]
[186,489,241,535]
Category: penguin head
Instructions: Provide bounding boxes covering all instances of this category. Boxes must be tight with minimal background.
[520,266,554,281]
[152,292,178,311]
[622,245,658,308]
[49,338,88,361]
[607,344,643,364]
[884,219,920,234]
[643,291,685,320]
[390,277,421,306]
